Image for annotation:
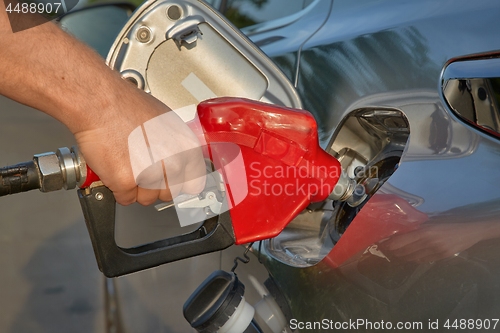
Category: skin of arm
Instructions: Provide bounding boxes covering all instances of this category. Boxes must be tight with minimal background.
[0,4,206,205]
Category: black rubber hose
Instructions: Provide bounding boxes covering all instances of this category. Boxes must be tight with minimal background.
[0,161,41,197]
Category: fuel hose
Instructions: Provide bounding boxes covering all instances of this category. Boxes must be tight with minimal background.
[0,161,41,197]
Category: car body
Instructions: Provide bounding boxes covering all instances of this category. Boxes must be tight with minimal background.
[250,1,500,331]
[240,0,500,330]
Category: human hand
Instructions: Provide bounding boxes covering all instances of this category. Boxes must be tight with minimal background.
[73,80,206,206]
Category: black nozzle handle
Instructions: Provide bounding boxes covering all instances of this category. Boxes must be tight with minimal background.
[78,185,236,277]
[0,161,40,197]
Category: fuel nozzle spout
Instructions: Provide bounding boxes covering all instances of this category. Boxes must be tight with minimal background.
[328,172,368,207]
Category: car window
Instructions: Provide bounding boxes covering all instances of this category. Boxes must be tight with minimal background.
[205,0,314,29]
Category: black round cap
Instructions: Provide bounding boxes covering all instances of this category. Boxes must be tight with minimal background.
[183,270,245,333]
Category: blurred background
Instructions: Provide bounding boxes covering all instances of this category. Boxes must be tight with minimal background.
[0,98,104,332]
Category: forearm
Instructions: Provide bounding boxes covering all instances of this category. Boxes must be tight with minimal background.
[0,5,205,205]
[0,4,136,134]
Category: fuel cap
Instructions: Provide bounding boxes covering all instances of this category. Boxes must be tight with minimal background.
[183,270,255,333]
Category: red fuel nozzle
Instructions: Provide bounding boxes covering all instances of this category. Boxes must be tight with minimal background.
[193,98,342,244]
[0,98,345,278]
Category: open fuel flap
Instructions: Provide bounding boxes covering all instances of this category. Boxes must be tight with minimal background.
[106,0,302,111]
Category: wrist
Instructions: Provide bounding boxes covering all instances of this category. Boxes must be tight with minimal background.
[55,64,130,135]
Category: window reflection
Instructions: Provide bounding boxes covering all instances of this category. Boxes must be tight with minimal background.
[205,0,314,29]
[443,77,500,137]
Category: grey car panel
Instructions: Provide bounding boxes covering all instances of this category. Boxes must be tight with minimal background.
[254,0,500,329]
